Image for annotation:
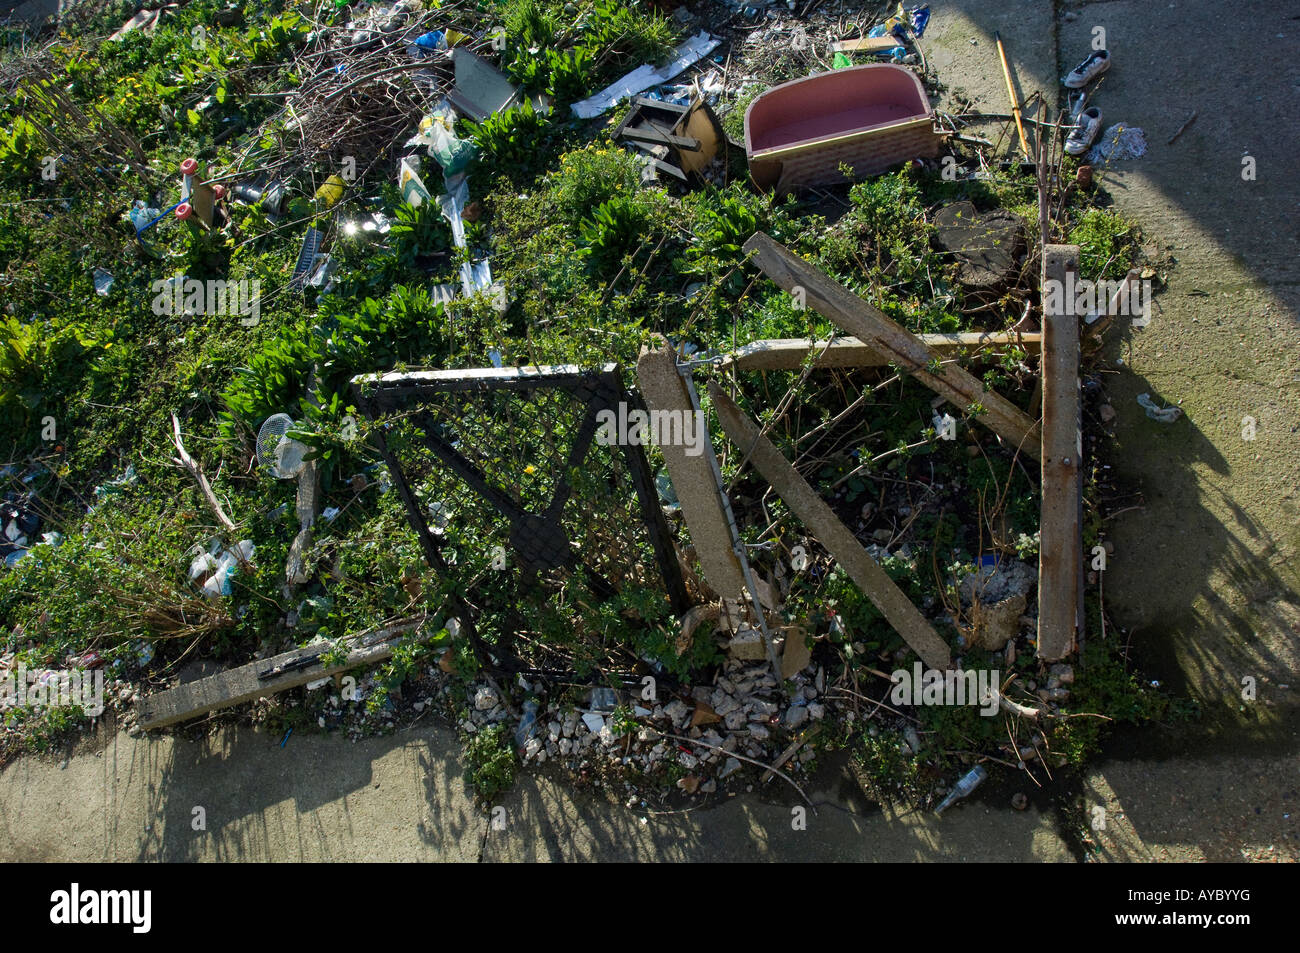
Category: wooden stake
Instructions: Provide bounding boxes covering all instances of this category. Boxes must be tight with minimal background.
[1037,245,1083,660]
[995,32,1032,161]
[709,381,952,671]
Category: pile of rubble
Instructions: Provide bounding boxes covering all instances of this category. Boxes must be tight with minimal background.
[457,656,834,792]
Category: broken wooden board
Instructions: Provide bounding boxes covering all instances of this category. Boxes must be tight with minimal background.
[709,381,952,671]
[721,332,1042,372]
[830,36,905,54]
[637,346,747,601]
[742,232,1042,459]
[137,622,424,729]
[1037,245,1083,660]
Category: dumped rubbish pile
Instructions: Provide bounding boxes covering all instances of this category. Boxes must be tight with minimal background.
[0,0,1172,812]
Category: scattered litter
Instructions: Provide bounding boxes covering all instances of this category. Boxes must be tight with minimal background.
[935,765,987,815]
[437,172,496,298]
[92,464,138,503]
[314,174,345,208]
[1136,393,1182,423]
[406,102,477,176]
[398,156,434,208]
[92,268,114,296]
[0,492,41,568]
[446,48,530,122]
[831,36,903,55]
[232,176,286,215]
[407,30,445,58]
[614,96,725,184]
[255,414,309,479]
[126,200,161,234]
[590,687,618,711]
[178,157,215,228]
[307,254,335,292]
[910,5,931,38]
[321,507,341,522]
[1087,124,1148,163]
[289,227,325,291]
[109,8,163,41]
[189,538,255,598]
[571,31,720,119]
[515,698,539,748]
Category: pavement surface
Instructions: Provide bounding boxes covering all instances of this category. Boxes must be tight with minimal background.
[1,0,1296,862]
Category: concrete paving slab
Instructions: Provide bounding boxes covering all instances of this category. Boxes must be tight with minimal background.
[1061,0,1300,863]
[921,0,1058,122]
[0,724,1073,862]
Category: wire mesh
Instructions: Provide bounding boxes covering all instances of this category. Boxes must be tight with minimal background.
[354,366,689,675]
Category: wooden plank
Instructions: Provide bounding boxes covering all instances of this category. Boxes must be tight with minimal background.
[830,36,904,54]
[743,233,1042,459]
[138,622,424,729]
[1038,245,1083,660]
[637,346,747,601]
[709,382,952,671]
[721,332,1042,372]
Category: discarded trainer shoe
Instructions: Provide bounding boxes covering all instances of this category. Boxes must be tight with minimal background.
[1065,106,1103,155]
[1063,49,1110,88]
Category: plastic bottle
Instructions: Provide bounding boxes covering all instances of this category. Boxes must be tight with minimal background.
[934,765,987,816]
[515,699,539,749]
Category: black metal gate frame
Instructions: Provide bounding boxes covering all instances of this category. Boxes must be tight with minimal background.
[351,363,692,676]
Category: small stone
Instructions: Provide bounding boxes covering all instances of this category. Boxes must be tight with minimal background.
[749,723,770,741]
[784,705,809,729]
[1011,792,1029,810]
[719,757,742,779]
[808,702,826,720]
[1099,403,1115,423]
[727,629,767,660]
[473,686,498,711]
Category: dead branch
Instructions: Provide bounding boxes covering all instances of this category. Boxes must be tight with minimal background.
[169,413,237,532]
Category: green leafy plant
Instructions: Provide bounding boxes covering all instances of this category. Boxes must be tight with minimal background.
[464,101,551,185]
[464,722,517,799]
[577,195,650,271]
